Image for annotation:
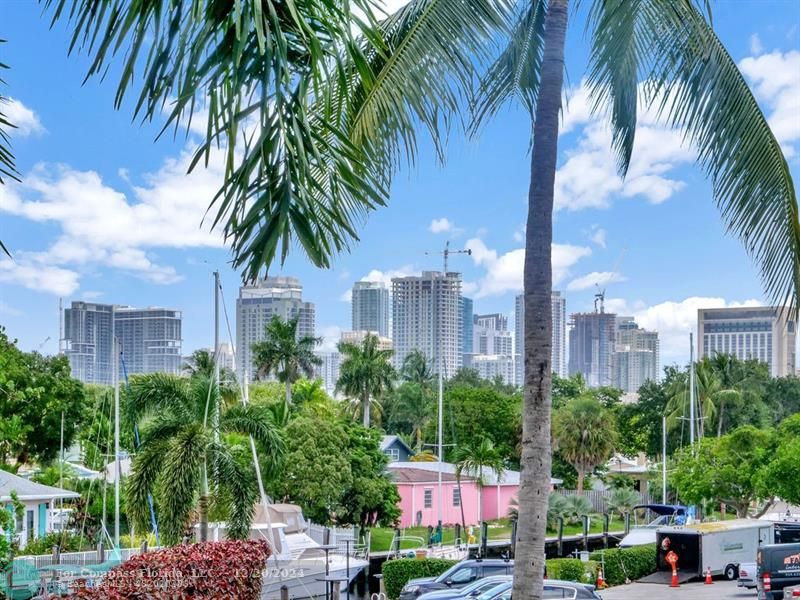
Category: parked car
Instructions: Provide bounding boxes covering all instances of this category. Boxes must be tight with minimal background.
[399,559,514,600]
[757,542,800,599]
[417,575,512,600]
[783,585,800,598]
[739,563,758,589]
[475,579,602,600]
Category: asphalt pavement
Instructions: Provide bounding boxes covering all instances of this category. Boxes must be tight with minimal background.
[598,580,755,599]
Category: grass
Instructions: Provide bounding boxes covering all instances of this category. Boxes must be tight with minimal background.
[368,516,623,552]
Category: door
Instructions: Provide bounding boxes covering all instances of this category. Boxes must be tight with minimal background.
[20,508,34,548]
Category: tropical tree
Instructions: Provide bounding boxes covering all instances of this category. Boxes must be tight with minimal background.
[552,397,617,494]
[388,382,433,450]
[607,487,640,519]
[125,373,283,545]
[0,40,19,258]
[251,316,321,407]
[400,350,434,388]
[47,1,800,597]
[336,333,395,427]
[453,437,505,526]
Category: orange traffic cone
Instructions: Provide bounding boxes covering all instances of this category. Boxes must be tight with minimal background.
[704,567,713,585]
[596,570,606,589]
[670,568,679,588]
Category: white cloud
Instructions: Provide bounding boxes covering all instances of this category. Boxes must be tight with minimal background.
[317,325,343,353]
[340,265,417,302]
[81,290,103,300]
[0,144,227,290]
[567,271,625,292]
[0,257,79,296]
[3,98,46,137]
[589,227,606,248]
[428,217,463,235]
[605,296,762,365]
[555,81,694,212]
[465,238,592,297]
[749,33,764,55]
[512,224,525,243]
[739,50,800,158]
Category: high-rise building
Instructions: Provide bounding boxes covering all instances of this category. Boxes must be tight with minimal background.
[471,354,515,385]
[612,317,659,392]
[697,306,796,377]
[568,310,616,387]
[391,271,462,376]
[64,301,182,384]
[313,351,341,397]
[473,313,513,356]
[340,330,393,351]
[460,296,474,365]
[351,281,390,338]
[236,276,316,380]
[515,291,567,385]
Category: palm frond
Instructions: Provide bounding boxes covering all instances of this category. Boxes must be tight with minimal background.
[125,373,193,424]
[586,0,644,175]
[125,438,169,534]
[209,442,257,540]
[590,0,800,310]
[155,424,206,545]
[470,0,546,132]
[220,405,285,463]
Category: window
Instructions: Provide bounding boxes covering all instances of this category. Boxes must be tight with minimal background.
[453,488,461,507]
[385,448,400,462]
[450,567,477,584]
[26,510,34,536]
[481,566,509,577]
[424,489,433,509]
[543,586,576,599]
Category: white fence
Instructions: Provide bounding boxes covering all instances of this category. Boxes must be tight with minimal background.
[17,546,150,570]
[307,523,366,557]
[554,489,652,514]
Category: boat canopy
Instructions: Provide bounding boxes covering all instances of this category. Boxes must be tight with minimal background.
[254,503,308,534]
[632,504,687,516]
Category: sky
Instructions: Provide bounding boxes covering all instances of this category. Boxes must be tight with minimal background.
[0,0,799,367]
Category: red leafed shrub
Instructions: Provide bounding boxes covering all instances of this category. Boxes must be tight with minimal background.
[70,539,271,599]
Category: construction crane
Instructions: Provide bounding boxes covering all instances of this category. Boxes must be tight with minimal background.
[594,247,626,313]
[425,240,472,273]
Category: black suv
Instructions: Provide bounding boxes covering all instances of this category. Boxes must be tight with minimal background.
[757,542,800,599]
[398,559,514,600]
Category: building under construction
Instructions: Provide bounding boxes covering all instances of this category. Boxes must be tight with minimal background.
[568,309,617,388]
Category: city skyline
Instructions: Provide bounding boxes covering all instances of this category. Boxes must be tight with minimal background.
[1,2,797,370]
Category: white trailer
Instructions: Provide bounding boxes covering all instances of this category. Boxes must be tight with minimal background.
[653,519,774,583]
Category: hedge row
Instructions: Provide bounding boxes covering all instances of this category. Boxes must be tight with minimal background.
[70,540,271,599]
[589,544,657,586]
[382,558,458,600]
[545,558,598,584]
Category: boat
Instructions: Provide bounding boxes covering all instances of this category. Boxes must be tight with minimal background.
[201,499,368,598]
[618,504,690,547]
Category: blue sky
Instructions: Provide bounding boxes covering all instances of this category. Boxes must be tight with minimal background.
[0,1,798,366]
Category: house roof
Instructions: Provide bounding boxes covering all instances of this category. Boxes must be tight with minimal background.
[387,461,562,486]
[0,469,80,502]
[380,435,415,455]
[390,468,460,483]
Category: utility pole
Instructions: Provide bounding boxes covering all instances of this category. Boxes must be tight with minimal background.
[425,241,472,526]
[113,336,120,547]
[689,332,695,447]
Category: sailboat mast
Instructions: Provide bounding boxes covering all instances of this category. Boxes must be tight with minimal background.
[689,332,695,447]
[214,270,220,446]
[114,335,120,547]
[662,416,667,504]
[437,356,443,526]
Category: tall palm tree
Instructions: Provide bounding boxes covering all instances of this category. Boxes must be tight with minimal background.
[251,316,321,407]
[707,353,759,437]
[48,1,800,597]
[0,39,20,256]
[400,350,435,389]
[124,373,283,545]
[552,396,617,494]
[336,333,395,428]
[182,348,239,405]
[453,438,505,527]
[390,382,433,450]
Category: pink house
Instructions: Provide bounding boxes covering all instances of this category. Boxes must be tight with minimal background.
[387,462,561,528]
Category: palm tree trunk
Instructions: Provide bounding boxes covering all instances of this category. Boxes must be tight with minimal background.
[198,493,208,542]
[515,1,568,599]
[717,401,725,437]
[576,469,585,495]
[363,394,370,427]
[457,474,467,539]
[285,379,292,406]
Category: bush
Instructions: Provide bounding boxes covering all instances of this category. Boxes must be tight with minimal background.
[590,544,657,586]
[545,558,598,584]
[382,558,458,600]
[20,532,91,556]
[70,540,271,599]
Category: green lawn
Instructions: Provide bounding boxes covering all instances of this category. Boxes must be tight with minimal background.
[368,517,621,552]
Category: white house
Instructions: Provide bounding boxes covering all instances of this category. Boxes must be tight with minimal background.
[1,469,80,548]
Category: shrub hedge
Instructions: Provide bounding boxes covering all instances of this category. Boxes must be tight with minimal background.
[70,540,271,599]
[382,558,458,600]
[590,543,657,586]
[545,558,598,584]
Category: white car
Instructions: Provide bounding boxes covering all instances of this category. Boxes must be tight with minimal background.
[738,562,757,589]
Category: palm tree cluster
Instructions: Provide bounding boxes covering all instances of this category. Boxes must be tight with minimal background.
[666,353,765,439]
[336,334,395,427]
